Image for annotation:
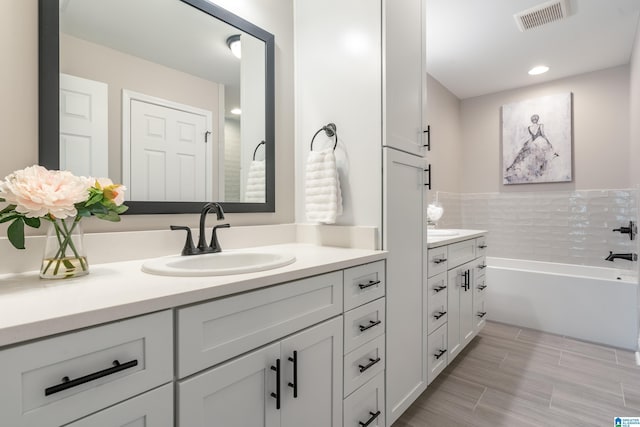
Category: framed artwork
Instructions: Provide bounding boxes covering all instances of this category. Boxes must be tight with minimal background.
[502,93,572,184]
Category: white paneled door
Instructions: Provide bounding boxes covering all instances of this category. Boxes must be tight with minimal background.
[59,73,108,178]
[124,91,212,201]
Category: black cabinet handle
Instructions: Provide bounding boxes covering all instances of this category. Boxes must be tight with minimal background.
[287,351,298,398]
[433,258,447,264]
[434,311,447,320]
[462,270,470,291]
[359,357,381,373]
[424,165,432,190]
[359,410,382,427]
[434,349,447,360]
[477,312,487,318]
[433,285,447,293]
[358,280,380,290]
[270,359,281,409]
[478,264,487,270]
[422,125,431,151]
[478,244,488,249]
[359,319,382,332]
[477,285,487,291]
[45,359,138,396]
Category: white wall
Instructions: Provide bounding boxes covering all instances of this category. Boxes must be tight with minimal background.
[293,0,382,233]
[460,65,630,193]
[630,24,640,187]
[0,0,294,237]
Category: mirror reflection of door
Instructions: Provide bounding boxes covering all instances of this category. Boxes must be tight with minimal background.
[123,91,213,201]
[59,73,108,177]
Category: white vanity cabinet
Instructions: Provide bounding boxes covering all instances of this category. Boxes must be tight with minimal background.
[0,310,173,427]
[426,233,488,382]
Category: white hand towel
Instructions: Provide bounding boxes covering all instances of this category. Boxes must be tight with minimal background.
[244,160,265,202]
[305,148,343,223]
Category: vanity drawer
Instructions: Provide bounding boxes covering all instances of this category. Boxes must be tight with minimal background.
[177,271,343,377]
[343,371,385,427]
[475,298,488,331]
[474,256,487,280]
[0,310,173,427]
[344,297,385,353]
[427,246,448,277]
[476,236,488,257]
[447,239,476,268]
[344,334,385,397]
[427,323,448,385]
[66,383,173,427]
[426,274,448,335]
[475,273,488,298]
[344,260,386,311]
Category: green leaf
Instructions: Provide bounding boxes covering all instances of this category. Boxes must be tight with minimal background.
[0,203,15,213]
[95,211,120,222]
[76,206,92,218]
[0,213,19,223]
[114,204,129,214]
[7,218,25,249]
[85,192,103,207]
[24,217,41,229]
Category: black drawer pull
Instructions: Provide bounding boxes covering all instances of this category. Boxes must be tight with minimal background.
[359,319,382,332]
[433,258,447,264]
[358,280,380,290]
[358,357,381,373]
[477,285,487,291]
[433,285,447,293]
[434,311,447,320]
[359,410,382,427]
[434,349,447,360]
[478,264,487,270]
[287,351,298,398]
[270,359,281,409]
[477,312,487,318]
[478,244,488,249]
[45,359,138,396]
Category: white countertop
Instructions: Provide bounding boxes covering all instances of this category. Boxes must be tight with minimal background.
[426,229,488,248]
[0,244,386,348]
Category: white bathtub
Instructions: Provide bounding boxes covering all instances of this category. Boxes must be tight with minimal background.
[486,257,639,350]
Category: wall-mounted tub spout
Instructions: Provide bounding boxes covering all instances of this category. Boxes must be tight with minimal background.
[612,220,636,240]
[605,252,638,262]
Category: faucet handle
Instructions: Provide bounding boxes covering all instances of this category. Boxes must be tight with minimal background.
[210,223,231,253]
[170,225,198,256]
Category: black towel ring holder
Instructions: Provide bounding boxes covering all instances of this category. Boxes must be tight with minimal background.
[310,123,338,151]
[253,140,265,160]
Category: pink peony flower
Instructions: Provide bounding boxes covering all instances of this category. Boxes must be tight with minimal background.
[0,165,92,219]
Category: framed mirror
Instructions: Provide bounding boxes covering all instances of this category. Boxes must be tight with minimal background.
[38,0,275,214]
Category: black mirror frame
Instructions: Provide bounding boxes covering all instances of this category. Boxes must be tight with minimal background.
[38,0,275,214]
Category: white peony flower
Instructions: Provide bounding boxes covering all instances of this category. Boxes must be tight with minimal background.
[95,177,127,206]
[0,165,92,219]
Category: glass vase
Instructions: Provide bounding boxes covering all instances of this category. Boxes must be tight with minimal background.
[40,217,89,279]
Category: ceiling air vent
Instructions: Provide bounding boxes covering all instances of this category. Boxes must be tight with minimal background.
[514,0,570,32]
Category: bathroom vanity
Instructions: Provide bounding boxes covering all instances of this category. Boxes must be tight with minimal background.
[0,244,386,427]
[425,230,488,382]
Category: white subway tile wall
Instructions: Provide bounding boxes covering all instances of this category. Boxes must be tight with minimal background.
[434,190,639,271]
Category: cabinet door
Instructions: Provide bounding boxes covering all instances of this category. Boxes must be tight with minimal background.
[383,0,427,156]
[383,148,427,424]
[460,262,475,349]
[447,266,462,360]
[177,343,280,427]
[280,317,343,427]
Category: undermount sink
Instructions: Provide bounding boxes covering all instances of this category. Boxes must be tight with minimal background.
[428,229,459,237]
[141,250,296,277]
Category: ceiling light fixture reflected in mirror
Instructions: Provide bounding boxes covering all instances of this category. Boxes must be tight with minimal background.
[226,34,241,59]
[528,65,550,75]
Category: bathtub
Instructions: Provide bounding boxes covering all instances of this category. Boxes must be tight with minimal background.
[486,257,639,350]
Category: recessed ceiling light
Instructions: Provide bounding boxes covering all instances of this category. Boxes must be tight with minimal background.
[528,65,549,75]
[230,108,241,115]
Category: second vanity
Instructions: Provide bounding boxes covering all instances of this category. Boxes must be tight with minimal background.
[0,243,386,427]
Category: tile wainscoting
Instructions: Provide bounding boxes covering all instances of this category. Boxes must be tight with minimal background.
[433,189,639,271]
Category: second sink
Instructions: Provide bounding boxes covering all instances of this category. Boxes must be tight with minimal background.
[142,250,296,276]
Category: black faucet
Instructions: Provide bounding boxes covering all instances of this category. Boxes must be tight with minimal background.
[171,202,230,256]
[612,221,637,240]
[605,252,638,262]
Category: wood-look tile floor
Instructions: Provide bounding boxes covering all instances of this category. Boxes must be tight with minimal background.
[394,321,640,427]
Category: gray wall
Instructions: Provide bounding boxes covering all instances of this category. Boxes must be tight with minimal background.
[630,23,640,187]
[0,0,294,235]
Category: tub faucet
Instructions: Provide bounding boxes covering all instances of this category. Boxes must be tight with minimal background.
[605,252,638,262]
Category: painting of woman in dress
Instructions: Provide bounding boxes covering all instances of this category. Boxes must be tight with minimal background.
[502,93,572,184]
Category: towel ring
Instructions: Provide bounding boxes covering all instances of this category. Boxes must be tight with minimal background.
[310,123,338,151]
[253,140,265,160]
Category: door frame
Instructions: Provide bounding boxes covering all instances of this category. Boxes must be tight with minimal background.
[122,90,213,200]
